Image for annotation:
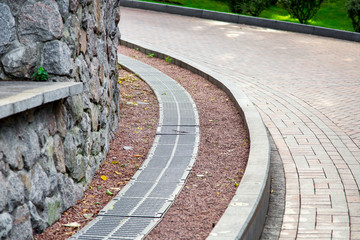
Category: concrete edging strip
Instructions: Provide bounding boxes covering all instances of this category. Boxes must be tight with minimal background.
[120,0,360,42]
[120,38,271,240]
[0,81,83,120]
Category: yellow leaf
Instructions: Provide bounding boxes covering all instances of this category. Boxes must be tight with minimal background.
[111,161,118,164]
[89,185,93,189]
[101,175,107,181]
[115,171,122,175]
[133,155,143,158]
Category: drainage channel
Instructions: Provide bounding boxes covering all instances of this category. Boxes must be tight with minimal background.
[70,54,200,239]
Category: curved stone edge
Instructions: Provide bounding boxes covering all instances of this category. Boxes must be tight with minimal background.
[120,39,271,240]
[120,0,360,42]
[0,81,83,120]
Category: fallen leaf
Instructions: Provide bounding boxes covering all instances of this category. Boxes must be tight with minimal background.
[115,171,122,175]
[133,155,143,158]
[63,222,81,228]
[110,187,120,191]
[111,161,118,164]
[83,214,93,219]
[106,189,114,196]
[101,175,107,181]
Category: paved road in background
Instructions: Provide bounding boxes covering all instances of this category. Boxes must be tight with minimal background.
[119,7,360,239]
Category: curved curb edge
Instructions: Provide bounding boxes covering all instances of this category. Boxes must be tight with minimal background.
[120,38,271,240]
[120,0,360,42]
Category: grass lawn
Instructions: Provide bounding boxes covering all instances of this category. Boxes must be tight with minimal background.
[139,0,355,32]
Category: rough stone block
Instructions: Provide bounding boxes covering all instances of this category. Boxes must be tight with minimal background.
[9,204,33,240]
[0,212,12,239]
[0,3,16,55]
[18,0,63,43]
[41,40,73,76]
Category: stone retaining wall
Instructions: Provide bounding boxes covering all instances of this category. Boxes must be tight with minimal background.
[0,0,121,238]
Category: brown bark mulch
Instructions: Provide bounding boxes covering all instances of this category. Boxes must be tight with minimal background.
[34,45,249,240]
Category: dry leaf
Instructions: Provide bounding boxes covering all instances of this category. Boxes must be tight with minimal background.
[63,222,81,228]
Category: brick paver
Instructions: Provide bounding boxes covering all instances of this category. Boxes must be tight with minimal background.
[119,7,360,239]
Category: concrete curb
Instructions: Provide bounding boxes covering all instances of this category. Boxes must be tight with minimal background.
[120,0,360,42]
[120,38,271,240]
[0,82,83,120]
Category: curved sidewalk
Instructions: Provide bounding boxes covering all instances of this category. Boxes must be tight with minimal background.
[119,7,360,239]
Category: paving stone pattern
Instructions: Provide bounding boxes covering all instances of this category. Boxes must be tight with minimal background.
[71,54,200,239]
[120,8,360,239]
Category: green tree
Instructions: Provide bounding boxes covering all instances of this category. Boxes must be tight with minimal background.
[347,0,360,32]
[279,0,324,24]
[229,0,269,16]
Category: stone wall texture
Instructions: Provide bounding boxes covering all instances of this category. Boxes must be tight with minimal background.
[0,0,121,238]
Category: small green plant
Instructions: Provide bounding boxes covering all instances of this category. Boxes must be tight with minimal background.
[165,56,173,63]
[33,67,49,81]
[147,53,155,58]
[229,0,270,16]
[279,0,324,24]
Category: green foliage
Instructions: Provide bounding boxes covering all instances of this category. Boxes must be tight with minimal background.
[229,0,270,16]
[347,0,360,32]
[143,0,354,32]
[147,53,155,58]
[32,67,49,81]
[165,56,173,63]
[279,0,324,24]
[268,0,278,6]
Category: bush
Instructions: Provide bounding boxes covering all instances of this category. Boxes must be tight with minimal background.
[279,0,324,24]
[347,0,360,32]
[229,0,269,16]
[268,0,278,6]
